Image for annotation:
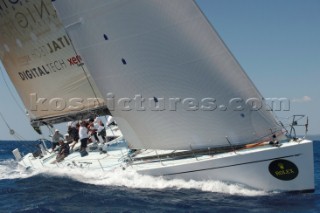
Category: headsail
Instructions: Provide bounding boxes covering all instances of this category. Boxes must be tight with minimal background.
[0,0,109,128]
[53,0,282,149]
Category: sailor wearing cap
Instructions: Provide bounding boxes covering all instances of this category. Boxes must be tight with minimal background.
[51,129,64,151]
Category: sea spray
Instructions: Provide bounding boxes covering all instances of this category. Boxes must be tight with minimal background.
[0,159,37,180]
[0,160,267,196]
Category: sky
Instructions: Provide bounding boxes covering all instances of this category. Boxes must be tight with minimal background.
[0,0,319,140]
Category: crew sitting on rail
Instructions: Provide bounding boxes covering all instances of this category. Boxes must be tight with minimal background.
[50,129,64,152]
[97,120,107,143]
[67,121,80,151]
[56,140,70,162]
[88,118,100,143]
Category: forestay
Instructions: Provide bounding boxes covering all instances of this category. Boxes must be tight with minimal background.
[53,0,282,149]
[0,0,108,127]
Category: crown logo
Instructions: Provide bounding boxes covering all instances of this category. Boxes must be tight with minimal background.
[278,163,285,170]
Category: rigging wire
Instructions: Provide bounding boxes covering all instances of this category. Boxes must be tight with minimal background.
[0,111,24,141]
[0,66,28,117]
[0,112,38,152]
[63,31,115,125]
[65,33,105,109]
[0,66,42,151]
[0,112,13,132]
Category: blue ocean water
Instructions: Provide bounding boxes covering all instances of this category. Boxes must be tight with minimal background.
[0,138,319,213]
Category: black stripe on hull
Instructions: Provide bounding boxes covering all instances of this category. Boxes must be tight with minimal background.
[163,154,301,176]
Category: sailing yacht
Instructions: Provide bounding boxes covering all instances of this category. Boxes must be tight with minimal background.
[0,0,314,192]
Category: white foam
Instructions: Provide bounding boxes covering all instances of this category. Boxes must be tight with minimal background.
[0,159,38,180]
[38,167,268,196]
[0,161,267,196]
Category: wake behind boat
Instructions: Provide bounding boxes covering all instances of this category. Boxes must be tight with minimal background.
[0,0,315,192]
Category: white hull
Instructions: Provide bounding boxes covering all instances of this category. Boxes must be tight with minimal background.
[132,140,314,192]
[16,137,314,193]
[1,0,314,194]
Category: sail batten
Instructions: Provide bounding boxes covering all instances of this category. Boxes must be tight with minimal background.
[52,0,282,149]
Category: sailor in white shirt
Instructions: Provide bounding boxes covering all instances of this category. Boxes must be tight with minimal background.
[79,121,89,156]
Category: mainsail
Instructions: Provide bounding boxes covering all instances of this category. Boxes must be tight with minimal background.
[53,0,282,150]
[0,0,109,128]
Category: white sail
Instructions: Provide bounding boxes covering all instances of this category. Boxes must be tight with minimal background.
[0,0,107,126]
[53,0,282,149]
